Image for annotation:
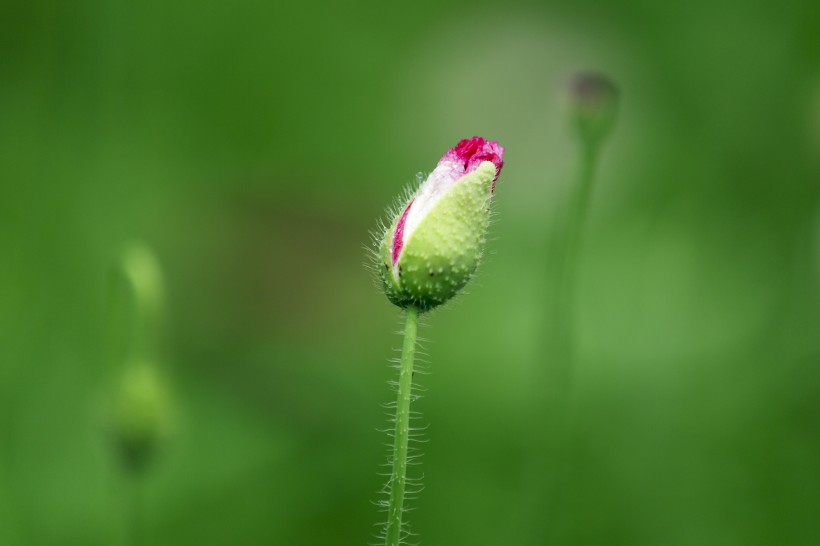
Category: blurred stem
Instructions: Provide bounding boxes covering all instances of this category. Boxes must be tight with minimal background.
[126,474,144,546]
[558,138,599,364]
[384,306,418,546]
[529,136,602,545]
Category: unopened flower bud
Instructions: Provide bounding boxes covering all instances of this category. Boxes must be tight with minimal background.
[375,136,505,311]
[108,363,172,473]
[121,241,165,329]
[570,72,618,145]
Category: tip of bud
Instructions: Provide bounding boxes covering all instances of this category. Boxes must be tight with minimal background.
[450,136,505,185]
[570,72,619,145]
[389,136,505,269]
[120,241,165,321]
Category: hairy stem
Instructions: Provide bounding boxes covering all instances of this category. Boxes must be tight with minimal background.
[385,306,419,546]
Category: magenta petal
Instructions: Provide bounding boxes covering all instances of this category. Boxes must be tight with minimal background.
[392,199,414,265]
[448,136,505,190]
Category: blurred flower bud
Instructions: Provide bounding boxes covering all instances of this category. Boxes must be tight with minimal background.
[570,72,619,145]
[108,363,172,473]
[121,242,165,328]
[375,136,505,311]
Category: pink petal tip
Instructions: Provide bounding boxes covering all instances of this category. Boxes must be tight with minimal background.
[447,136,505,190]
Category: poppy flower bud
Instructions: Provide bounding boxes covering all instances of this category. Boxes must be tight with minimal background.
[108,363,172,473]
[570,72,618,146]
[375,136,504,311]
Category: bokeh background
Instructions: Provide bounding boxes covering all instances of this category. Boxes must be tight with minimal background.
[1,0,819,544]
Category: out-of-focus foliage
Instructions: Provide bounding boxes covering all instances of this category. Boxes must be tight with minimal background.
[1,0,818,544]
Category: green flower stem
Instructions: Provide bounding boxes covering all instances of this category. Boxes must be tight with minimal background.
[385,306,419,546]
[558,138,599,365]
[118,472,147,546]
[528,137,603,546]
[126,475,144,546]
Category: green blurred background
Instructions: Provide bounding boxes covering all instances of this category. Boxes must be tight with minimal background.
[1,0,819,544]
